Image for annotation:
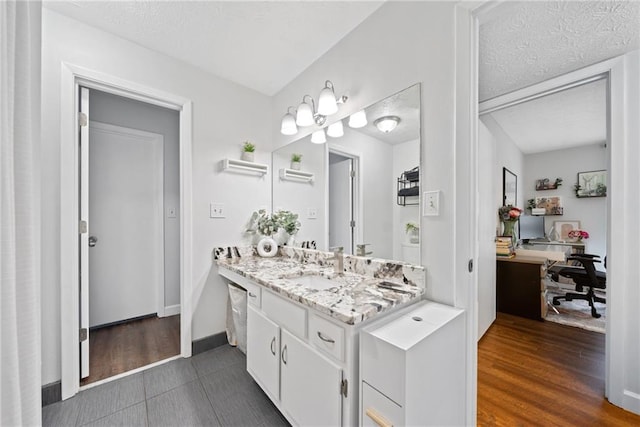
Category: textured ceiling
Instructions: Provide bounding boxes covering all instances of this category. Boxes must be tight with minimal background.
[43,0,383,96]
[479,0,640,101]
[483,79,606,154]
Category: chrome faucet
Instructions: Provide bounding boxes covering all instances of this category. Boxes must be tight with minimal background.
[328,246,344,275]
[356,243,372,257]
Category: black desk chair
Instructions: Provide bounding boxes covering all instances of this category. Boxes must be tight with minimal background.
[551,254,606,318]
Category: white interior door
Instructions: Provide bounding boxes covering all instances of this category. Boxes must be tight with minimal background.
[477,121,497,339]
[329,154,353,253]
[79,87,90,378]
[88,121,164,328]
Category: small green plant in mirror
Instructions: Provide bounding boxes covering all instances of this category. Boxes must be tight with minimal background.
[273,210,301,235]
[291,153,302,163]
[405,222,419,233]
[243,141,255,152]
[246,209,301,237]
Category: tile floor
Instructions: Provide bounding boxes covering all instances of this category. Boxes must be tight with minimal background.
[43,345,290,426]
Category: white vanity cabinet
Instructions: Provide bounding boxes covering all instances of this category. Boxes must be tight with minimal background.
[246,306,280,400]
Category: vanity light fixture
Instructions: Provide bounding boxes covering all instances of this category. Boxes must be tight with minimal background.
[326,120,344,138]
[296,95,316,127]
[374,116,400,133]
[348,109,367,128]
[280,107,298,136]
[311,129,327,144]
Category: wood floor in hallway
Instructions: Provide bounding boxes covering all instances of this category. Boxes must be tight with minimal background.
[80,314,180,386]
[477,313,640,426]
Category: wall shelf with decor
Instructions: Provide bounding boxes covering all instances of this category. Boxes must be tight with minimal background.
[222,158,269,175]
[279,168,314,183]
[397,167,419,206]
[535,177,563,191]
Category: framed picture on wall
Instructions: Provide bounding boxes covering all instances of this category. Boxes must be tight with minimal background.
[534,196,564,215]
[554,220,581,241]
[503,167,517,206]
[576,170,607,197]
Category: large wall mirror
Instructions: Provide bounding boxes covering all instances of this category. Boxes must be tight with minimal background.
[272,83,421,264]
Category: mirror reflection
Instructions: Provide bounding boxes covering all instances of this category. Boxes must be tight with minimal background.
[272,83,421,264]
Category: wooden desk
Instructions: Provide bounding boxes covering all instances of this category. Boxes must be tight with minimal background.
[496,255,548,321]
[525,240,585,254]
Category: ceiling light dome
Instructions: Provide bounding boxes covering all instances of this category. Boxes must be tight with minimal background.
[348,110,367,128]
[374,116,400,133]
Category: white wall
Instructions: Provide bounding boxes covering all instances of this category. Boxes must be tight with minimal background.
[90,90,181,308]
[523,144,607,260]
[392,139,420,260]
[272,137,326,248]
[41,9,272,385]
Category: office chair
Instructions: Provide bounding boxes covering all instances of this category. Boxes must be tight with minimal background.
[551,254,606,318]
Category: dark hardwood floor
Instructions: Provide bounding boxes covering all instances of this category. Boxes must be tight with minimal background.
[478,313,640,426]
[80,314,180,386]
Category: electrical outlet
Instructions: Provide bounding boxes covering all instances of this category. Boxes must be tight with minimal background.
[167,207,177,218]
[423,191,440,216]
[307,208,318,219]
[210,203,225,218]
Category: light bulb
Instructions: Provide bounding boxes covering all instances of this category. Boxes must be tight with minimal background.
[348,110,367,128]
[311,129,327,144]
[280,112,298,135]
[326,120,344,138]
[296,100,314,127]
[317,82,338,116]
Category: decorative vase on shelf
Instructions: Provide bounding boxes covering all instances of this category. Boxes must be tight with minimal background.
[242,151,254,162]
[257,236,278,257]
[291,161,301,170]
[502,220,517,247]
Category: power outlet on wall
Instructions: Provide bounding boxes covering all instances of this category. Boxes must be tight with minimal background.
[210,203,225,218]
[307,208,318,219]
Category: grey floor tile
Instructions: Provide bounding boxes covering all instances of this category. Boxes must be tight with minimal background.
[81,402,147,427]
[191,345,245,377]
[200,365,289,426]
[143,357,198,398]
[42,396,82,427]
[76,373,145,425]
[146,380,220,427]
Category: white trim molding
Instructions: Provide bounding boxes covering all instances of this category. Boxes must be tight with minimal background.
[60,62,193,400]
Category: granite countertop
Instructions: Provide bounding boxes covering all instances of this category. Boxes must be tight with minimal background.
[217,252,424,325]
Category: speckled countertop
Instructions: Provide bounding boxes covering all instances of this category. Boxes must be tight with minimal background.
[216,246,425,325]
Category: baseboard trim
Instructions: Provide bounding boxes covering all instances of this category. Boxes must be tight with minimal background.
[162,304,181,317]
[42,381,62,407]
[622,389,640,415]
[192,331,228,355]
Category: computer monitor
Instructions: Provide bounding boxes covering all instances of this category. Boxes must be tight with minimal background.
[519,215,546,241]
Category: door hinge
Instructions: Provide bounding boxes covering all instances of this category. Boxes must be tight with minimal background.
[350,169,355,178]
[79,220,88,234]
[340,379,348,398]
[349,220,355,228]
[79,328,88,342]
[78,112,88,127]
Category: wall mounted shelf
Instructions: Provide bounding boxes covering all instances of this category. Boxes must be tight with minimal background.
[222,158,269,175]
[279,168,314,182]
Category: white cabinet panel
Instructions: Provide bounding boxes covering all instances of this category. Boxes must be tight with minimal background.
[309,313,345,362]
[262,290,307,339]
[245,281,262,308]
[281,329,342,427]
[247,305,280,400]
[362,381,404,427]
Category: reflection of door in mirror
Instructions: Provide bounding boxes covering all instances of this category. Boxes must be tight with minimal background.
[272,83,421,264]
[329,153,354,254]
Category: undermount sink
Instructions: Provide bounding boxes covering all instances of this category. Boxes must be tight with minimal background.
[289,274,341,291]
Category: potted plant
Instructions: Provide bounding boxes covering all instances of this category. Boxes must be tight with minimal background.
[405,222,420,244]
[291,153,302,170]
[242,141,255,162]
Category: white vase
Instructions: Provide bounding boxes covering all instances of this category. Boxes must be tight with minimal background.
[257,237,278,257]
[291,161,301,170]
[242,151,254,162]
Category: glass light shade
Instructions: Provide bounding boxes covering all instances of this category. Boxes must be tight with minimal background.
[296,101,314,127]
[280,113,298,135]
[311,129,327,144]
[326,120,344,138]
[348,110,367,128]
[317,86,338,116]
[374,116,400,133]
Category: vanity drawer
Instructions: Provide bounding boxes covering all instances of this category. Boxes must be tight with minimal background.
[244,281,261,308]
[262,290,307,339]
[309,314,344,362]
[362,381,404,427]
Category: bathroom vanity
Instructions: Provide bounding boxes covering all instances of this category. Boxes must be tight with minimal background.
[217,246,425,426]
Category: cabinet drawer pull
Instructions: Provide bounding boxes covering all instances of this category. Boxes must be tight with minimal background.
[248,291,257,298]
[317,331,335,344]
[365,408,393,427]
[282,344,288,365]
[270,337,276,356]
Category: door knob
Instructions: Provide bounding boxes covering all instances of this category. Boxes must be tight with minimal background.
[88,236,98,247]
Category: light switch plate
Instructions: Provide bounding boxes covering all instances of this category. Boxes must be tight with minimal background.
[307,208,318,219]
[423,191,440,216]
[210,203,225,218]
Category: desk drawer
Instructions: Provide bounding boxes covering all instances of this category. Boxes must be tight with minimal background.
[262,290,307,339]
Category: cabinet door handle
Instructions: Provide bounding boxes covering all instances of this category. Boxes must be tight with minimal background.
[248,291,257,298]
[281,344,288,365]
[270,337,276,356]
[317,331,335,344]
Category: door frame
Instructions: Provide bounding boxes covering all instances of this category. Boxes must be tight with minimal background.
[60,62,193,400]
